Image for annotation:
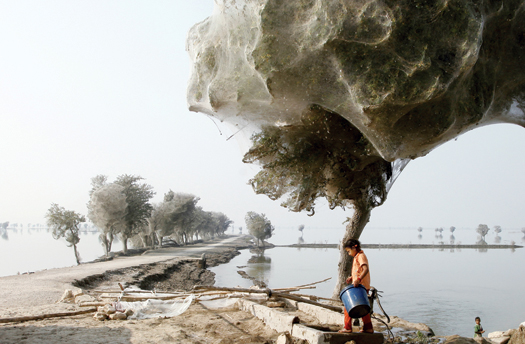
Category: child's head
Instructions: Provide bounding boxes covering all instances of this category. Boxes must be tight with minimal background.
[475,317,481,324]
[344,239,361,256]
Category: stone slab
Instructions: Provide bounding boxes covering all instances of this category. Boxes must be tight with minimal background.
[291,323,383,344]
[237,299,298,334]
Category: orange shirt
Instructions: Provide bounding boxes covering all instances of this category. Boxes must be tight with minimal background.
[352,250,370,290]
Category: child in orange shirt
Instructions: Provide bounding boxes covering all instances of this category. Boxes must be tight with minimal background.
[339,239,374,333]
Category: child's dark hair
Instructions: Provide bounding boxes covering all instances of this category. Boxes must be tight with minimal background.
[475,317,481,321]
[344,239,361,251]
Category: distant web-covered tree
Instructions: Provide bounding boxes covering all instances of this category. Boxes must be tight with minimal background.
[417,227,423,233]
[245,212,274,247]
[494,225,502,235]
[298,224,305,237]
[211,212,233,237]
[450,226,456,233]
[114,175,155,253]
[476,224,490,242]
[45,204,85,265]
[87,179,128,256]
[169,193,200,245]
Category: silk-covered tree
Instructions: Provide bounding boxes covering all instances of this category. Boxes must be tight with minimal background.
[243,106,393,294]
[45,204,85,265]
[114,175,155,253]
[87,177,128,256]
[245,211,274,247]
[476,224,490,243]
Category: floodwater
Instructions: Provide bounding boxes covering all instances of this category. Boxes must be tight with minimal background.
[1,226,523,337]
[0,227,122,276]
[211,227,525,337]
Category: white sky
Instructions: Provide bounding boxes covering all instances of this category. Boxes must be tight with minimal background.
[1,0,525,232]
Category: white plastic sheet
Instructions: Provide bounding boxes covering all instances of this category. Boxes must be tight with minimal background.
[116,295,194,320]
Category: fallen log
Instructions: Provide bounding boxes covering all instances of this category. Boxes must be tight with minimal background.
[194,286,343,313]
[0,308,97,324]
[78,302,107,307]
[287,293,341,303]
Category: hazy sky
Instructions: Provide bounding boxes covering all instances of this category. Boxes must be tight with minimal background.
[1,1,525,233]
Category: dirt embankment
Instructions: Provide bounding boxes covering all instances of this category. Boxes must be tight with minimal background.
[73,246,242,292]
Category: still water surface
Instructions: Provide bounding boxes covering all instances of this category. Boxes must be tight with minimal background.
[211,227,525,337]
[0,228,122,276]
[1,226,523,337]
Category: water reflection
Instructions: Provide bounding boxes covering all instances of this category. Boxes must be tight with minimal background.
[418,234,422,240]
[475,239,488,252]
[1,229,8,241]
[494,235,501,244]
[450,235,455,244]
[297,236,305,245]
[242,249,272,287]
[476,236,487,245]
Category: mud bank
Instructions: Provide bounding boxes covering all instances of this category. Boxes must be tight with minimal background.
[73,246,243,292]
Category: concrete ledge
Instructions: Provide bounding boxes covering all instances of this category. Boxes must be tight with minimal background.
[296,302,344,325]
[291,323,326,344]
[237,299,299,333]
[291,323,384,344]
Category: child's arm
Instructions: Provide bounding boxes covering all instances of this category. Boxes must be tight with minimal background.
[352,264,369,286]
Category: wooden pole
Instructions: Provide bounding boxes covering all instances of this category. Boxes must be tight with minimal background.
[0,308,97,324]
[194,286,343,313]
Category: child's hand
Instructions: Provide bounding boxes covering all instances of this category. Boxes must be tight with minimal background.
[345,277,352,284]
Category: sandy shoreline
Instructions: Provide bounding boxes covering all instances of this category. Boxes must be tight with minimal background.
[0,235,520,344]
[0,235,247,312]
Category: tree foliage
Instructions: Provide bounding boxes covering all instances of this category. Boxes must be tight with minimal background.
[245,211,274,247]
[87,178,128,256]
[243,105,393,215]
[114,175,155,252]
[476,224,490,241]
[87,175,233,253]
[45,203,85,265]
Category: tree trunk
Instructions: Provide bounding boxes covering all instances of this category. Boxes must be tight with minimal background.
[122,237,128,253]
[332,201,372,299]
[73,244,81,265]
[155,232,163,248]
[108,233,113,254]
[139,234,148,248]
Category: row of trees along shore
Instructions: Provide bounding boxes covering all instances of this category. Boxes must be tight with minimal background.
[45,174,233,264]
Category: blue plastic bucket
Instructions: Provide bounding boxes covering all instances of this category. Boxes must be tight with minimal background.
[339,284,370,318]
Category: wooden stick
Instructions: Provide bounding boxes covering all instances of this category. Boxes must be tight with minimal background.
[272,286,316,292]
[291,277,332,289]
[78,302,107,307]
[194,286,343,313]
[288,293,341,303]
[0,308,97,324]
[93,289,184,294]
